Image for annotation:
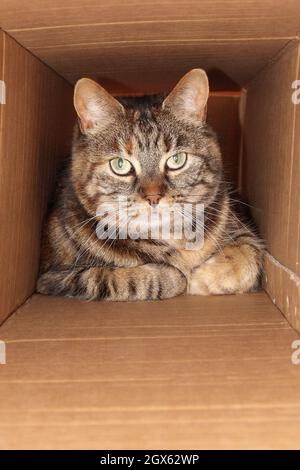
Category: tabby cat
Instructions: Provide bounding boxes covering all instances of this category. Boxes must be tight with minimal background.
[37,69,263,301]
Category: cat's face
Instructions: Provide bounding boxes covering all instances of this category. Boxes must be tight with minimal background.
[72,69,222,242]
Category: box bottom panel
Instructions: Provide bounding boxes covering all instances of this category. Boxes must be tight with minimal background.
[0,292,299,449]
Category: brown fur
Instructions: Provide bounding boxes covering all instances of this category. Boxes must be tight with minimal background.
[37,70,263,301]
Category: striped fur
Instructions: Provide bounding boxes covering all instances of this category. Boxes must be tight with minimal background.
[37,70,263,301]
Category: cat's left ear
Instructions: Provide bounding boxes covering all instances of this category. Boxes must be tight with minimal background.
[162,69,209,123]
[74,78,125,134]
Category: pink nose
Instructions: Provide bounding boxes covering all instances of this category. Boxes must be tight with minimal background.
[145,194,162,207]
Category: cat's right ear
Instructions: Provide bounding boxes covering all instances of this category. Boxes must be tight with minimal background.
[162,69,209,123]
[74,78,125,134]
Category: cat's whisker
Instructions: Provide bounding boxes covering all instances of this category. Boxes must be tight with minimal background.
[70,211,123,270]
[53,213,107,247]
[92,213,131,263]
[96,212,129,251]
[173,206,226,256]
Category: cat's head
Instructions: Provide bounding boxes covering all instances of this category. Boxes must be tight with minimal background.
[72,69,223,243]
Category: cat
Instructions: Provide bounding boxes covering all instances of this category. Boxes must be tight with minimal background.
[37,69,263,301]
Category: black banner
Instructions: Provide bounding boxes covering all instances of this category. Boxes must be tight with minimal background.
[0,450,297,467]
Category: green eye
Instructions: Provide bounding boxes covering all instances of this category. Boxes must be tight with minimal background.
[166,152,187,170]
[110,158,133,175]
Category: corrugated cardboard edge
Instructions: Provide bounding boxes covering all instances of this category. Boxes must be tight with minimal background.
[0,31,74,325]
[241,38,300,334]
[264,253,300,333]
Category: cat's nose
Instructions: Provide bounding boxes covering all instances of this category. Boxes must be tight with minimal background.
[145,194,162,207]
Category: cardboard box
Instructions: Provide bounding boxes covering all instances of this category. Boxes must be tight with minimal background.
[0,0,299,450]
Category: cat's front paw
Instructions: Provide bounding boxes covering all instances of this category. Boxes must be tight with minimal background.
[142,264,187,300]
[187,257,233,295]
[187,245,260,295]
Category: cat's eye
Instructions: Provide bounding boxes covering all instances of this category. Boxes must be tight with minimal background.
[110,158,133,176]
[166,152,187,170]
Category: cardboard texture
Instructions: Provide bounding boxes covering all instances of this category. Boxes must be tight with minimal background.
[288,53,300,273]
[0,32,4,130]
[0,33,241,325]
[0,32,74,325]
[0,0,299,30]
[243,41,300,331]
[207,94,240,186]
[0,292,299,450]
[243,42,299,269]
[32,40,291,93]
[0,0,299,92]
[264,254,300,333]
[0,0,300,450]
